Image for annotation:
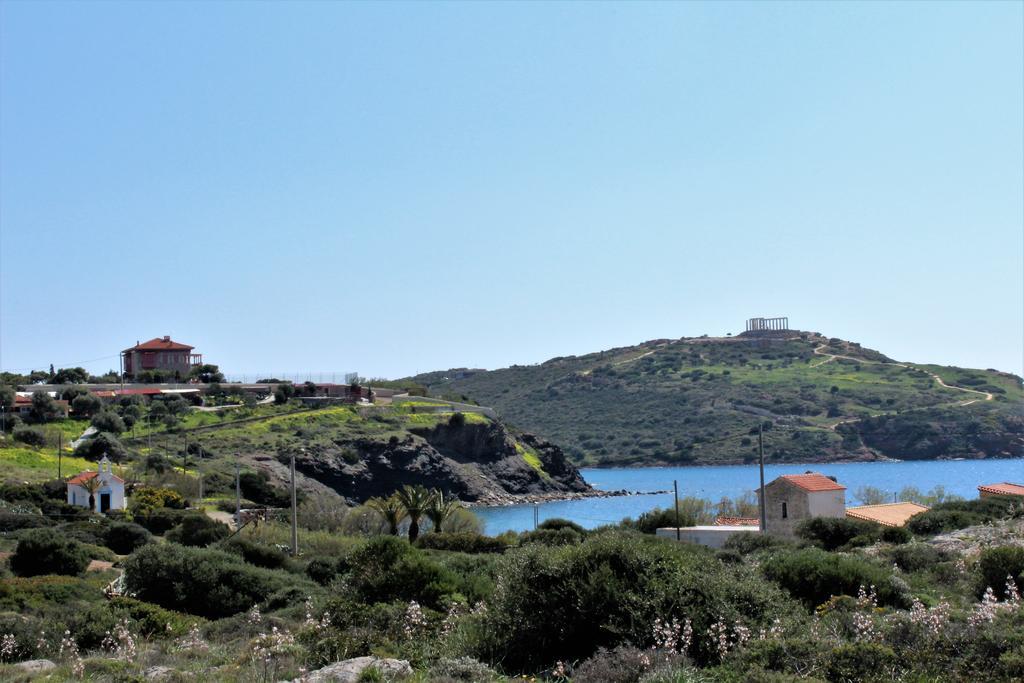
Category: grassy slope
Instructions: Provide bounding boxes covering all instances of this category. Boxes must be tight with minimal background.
[413,332,1024,466]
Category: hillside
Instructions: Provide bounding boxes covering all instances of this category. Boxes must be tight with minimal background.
[134,404,590,505]
[413,331,1024,466]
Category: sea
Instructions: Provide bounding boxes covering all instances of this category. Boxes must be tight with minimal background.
[474,459,1024,535]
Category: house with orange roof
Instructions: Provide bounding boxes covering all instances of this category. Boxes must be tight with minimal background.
[122,336,203,381]
[978,482,1024,499]
[846,502,929,527]
[67,456,125,513]
[759,472,846,538]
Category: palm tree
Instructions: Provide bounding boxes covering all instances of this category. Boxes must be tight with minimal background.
[366,494,407,536]
[395,485,435,542]
[80,475,102,512]
[425,490,462,534]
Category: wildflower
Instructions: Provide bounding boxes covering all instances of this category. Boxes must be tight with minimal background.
[652,616,692,655]
[101,618,137,661]
[0,633,16,661]
[303,596,316,627]
[176,623,208,652]
[247,604,263,625]
[758,618,784,640]
[403,600,428,639]
[441,603,464,637]
[59,631,84,678]
[553,660,569,679]
[250,626,295,682]
[908,598,950,638]
[1006,575,1021,604]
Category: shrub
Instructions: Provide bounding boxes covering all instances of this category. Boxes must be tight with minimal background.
[104,522,152,554]
[978,546,1024,599]
[165,514,230,547]
[10,528,90,577]
[239,470,293,507]
[108,596,197,637]
[222,537,290,569]
[880,525,912,544]
[0,512,51,532]
[428,657,501,682]
[520,527,584,546]
[825,642,897,681]
[123,543,306,618]
[57,520,110,545]
[345,535,458,609]
[907,509,985,535]
[723,532,789,556]
[538,518,586,534]
[572,645,676,683]
[889,543,948,572]
[12,425,46,447]
[130,486,187,516]
[134,507,192,535]
[71,393,103,418]
[762,547,909,608]
[415,532,510,554]
[472,532,790,671]
[74,432,130,462]
[796,517,880,551]
[306,557,338,585]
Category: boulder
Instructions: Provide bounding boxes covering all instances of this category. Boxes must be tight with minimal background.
[292,656,412,682]
[16,659,56,674]
[144,665,178,680]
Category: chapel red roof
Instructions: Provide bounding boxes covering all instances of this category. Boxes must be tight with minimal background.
[714,516,760,527]
[67,470,124,485]
[777,473,845,492]
[124,336,194,352]
[978,482,1024,497]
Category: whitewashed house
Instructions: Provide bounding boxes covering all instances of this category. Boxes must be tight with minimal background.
[67,456,126,513]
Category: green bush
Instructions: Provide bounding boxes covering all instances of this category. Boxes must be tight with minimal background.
[520,527,584,546]
[825,642,897,681]
[104,522,152,554]
[0,512,51,532]
[305,557,338,585]
[345,535,458,609]
[723,532,790,555]
[762,547,909,608]
[908,509,985,535]
[471,531,790,671]
[889,543,948,572]
[134,507,192,535]
[10,528,90,577]
[880,525,912,544]
[537,518,586,534]
[165,514,230,547]
[123,543,306,618]
[73,432,130,462]
[978,546,1024,599]
[108,596,197,637]
[222,537,289,569]
[12,425,47,446]
[415,532,510,554]
[57,520,109,546]
[796,517,880,551]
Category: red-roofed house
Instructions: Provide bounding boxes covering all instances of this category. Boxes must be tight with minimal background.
[122,336,202,381]
[67,456,125,513]
[759,472,846,538]
[978,483,1024,499]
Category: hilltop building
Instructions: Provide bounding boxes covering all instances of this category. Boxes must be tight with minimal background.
[67,456,125,513]
[760,472,846,538]
[122,336,203,381]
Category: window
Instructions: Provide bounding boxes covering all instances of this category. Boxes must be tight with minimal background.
[782,502,788,519]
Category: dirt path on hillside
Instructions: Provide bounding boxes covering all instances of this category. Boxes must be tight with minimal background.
[811,344,993,430]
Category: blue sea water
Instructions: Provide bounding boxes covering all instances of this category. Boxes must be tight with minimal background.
[475,459,1024,535]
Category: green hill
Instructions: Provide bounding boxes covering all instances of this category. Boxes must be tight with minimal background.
[412,331,1024,466]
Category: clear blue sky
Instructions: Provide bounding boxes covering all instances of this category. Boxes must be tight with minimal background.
[2,2,1022,380]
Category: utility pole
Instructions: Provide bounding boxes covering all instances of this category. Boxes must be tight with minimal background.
[182,433,188,473]
[58,433,63,479]
[673,479,681,541]
[235,461,242,529]
[758,423,767,534]
[290,453,298,556]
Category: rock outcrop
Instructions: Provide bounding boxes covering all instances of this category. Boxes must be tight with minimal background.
[290,656,412,682]
[293,417,591,505]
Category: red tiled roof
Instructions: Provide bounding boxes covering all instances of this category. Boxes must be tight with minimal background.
[978,482,1024,497]
[67,471,124,485]
[715,516,760,527]
[124,337,194,352]
[777,473,845,492]
[846,502,929,527]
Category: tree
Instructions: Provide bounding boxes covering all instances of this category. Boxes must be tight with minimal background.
[27,391,60,423]
[367,495,407,536]
[79,475,102,512]
[396,484,436,542]
[426,490,463,533]
[91,411,126,435]
[189,364,225,383]
[72,393,103,418]
[12,425,47,447]
[52,367,89,384]
[0,384,15,412]
[854,485,891,506]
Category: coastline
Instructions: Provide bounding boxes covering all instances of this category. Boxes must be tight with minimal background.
[465,487,670,509]
[575,454,1024,470]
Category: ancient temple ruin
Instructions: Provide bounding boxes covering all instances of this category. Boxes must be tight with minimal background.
[745,317,789,332]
